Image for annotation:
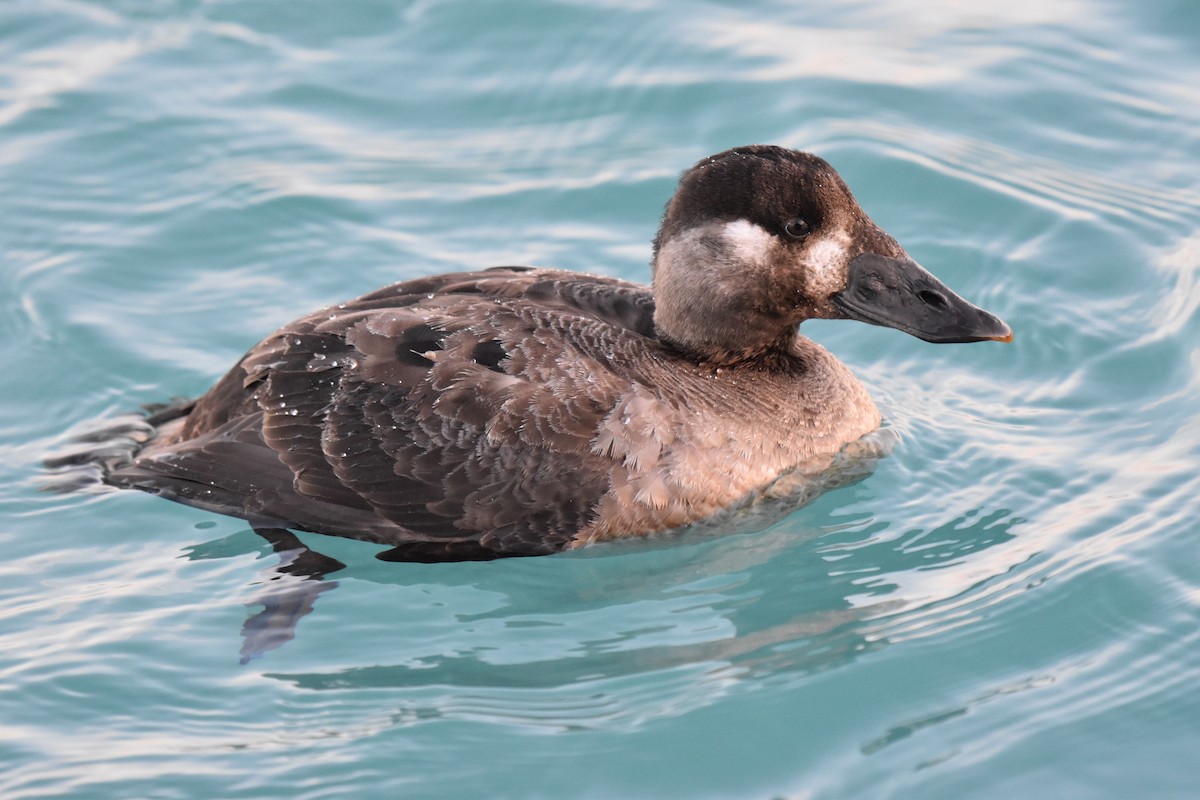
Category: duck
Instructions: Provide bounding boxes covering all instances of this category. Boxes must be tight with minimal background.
[96,145,1011,561]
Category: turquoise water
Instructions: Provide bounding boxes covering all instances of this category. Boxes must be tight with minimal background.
[4,0,1200,796]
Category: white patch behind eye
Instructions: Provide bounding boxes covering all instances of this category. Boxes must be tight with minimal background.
[721,219,773,267]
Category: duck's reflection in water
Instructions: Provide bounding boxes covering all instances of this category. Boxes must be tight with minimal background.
[217,499,1022,736]
[238,528,345,664]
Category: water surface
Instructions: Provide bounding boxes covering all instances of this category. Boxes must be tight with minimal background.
[4,1,1200,797]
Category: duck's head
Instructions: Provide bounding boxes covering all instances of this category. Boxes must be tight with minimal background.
[651,145,1012,364]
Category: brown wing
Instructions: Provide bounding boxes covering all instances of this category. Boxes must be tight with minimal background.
[109,267,661,560]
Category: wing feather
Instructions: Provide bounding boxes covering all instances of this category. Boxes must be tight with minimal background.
[115,269,661,557]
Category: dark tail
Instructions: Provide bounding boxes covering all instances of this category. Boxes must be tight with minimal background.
[41,398,194,493]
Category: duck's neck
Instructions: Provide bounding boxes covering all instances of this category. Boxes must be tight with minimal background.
[657,326,806,371]
[651,222,818,369]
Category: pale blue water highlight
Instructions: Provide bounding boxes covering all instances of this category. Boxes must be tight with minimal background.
[4,1,1200,797]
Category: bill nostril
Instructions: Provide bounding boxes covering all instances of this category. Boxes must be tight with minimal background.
[917,289,948,309]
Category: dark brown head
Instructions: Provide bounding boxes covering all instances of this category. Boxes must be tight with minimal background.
[650,145,1011,363]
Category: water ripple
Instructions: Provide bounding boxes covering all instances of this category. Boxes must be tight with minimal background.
[823,120,1197,227]
[5,0,1200,797]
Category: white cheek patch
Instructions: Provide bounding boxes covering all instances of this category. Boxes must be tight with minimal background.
[667,220,850,302]
[803,232,852,296]
[721,219,774,267]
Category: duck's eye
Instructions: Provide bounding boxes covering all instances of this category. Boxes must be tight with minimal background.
[783,218,811,240]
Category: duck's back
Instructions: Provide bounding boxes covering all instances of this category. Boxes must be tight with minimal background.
[109,267,672,560]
